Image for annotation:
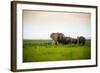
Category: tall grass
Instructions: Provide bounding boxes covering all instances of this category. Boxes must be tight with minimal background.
[23,40,91,62]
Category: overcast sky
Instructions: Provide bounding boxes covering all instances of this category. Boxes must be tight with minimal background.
[23,10,91,40]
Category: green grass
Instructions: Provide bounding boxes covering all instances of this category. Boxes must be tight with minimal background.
[23,40,91,62]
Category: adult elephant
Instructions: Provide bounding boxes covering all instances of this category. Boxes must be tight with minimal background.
[77,36,86,45]
[50,32,65,45]
[63,36,72,44]
[64,37,77,44]
[71,38,77,44]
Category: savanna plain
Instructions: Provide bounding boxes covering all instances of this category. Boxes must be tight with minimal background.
[23,40,91,62]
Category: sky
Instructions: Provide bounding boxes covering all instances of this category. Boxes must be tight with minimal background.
[23,10,91,40]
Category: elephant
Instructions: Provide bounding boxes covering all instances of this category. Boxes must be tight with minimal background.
[77,36,86,45]
[71,38,77,44]
[63,36,72,44]
[63,37,77,44]
[50,32,65,45]
[56,36,72,45]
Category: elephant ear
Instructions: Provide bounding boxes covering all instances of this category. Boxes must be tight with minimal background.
[50,33,55,38]
[50,33,58,41]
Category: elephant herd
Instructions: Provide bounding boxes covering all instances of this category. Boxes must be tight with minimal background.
[50,32,86,45]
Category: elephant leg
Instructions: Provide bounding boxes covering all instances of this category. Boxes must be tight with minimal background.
[55,41,58,45]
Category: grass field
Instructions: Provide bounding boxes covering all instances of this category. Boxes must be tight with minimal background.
[23,40,91,62]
